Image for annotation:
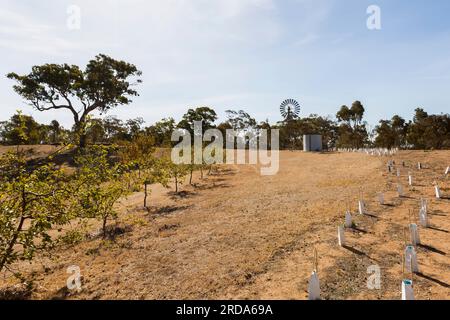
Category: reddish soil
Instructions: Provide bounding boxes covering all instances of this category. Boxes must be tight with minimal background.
[1,149,449,300]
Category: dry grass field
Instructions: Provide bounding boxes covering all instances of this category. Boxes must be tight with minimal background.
[1,148,449,300]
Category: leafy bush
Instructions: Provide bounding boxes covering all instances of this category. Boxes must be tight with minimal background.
[0,150,74,273]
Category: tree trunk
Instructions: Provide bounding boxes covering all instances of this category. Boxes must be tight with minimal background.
[175,176,178,193]
[189,169,193,185]
[0,188,26,273]
[144,182,148,208]
[79,133,87,149]
[102,216,108,238]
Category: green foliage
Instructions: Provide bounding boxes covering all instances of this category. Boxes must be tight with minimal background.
[374,115,408,148]
[141,157,172,208]
[7,54,142,148]
[406,108,450,149]
[335,101,368,148]
[144,118,176,147]
[74,146,128,237]
[178,107,217,134]
[57,229,85,246]
[0,111,40,145]
[163,158,189,193]
[0,149,73,273]
[225,110,257,130]
[373,108,450,150]
[276,114,337,150]
[0,112,71,146]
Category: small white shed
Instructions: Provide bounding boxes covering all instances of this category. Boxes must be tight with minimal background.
[303,135,322,152]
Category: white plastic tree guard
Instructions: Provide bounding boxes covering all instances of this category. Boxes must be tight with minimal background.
[345,211,352,228]
[308,271,321,300]
[417,162,422,170]
[419,207,429,228]
[378,193,384,205]
[401,279,415,300]
[358,200,365,215]
[397,169,401,177]
[409,224,420,246]
[338,225,345,246]
[435,185,441,199]
[408,174,413,186]
[420,198,428,213]
[404,246,419,273]
[397,184,404,197]
[445,166,450,175]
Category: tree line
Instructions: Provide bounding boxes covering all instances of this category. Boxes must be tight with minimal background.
[1,53,449,151]
[2,105,450,150]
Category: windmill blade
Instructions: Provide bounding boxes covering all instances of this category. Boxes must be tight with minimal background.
[280,99,301,120]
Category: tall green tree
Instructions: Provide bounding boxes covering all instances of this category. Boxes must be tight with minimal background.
[145,118,176,147]
[336,101,368,148]
[407,108,450,149]
[225,110,257,130]
[7,54,142,148]
[178,107,217,134]
[0,111,42,145]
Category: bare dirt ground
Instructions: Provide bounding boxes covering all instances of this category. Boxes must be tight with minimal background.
[0,145,60,157]
[1,149,449,300]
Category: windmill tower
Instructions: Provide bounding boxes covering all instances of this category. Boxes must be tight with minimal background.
[280,99,301,150]
[280,99,301,123]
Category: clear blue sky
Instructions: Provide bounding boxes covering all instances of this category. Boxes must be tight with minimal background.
[1,0,450,129]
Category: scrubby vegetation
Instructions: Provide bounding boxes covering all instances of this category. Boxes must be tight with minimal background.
[1,54,449,292]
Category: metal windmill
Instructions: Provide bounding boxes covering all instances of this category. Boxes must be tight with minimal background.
[279,99,301,150]
[280,99,301,122]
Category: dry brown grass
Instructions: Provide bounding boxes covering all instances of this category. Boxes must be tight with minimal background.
[0,149,449,300]
[0,145,61,157]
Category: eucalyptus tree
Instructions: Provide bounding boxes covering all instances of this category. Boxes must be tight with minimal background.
[7,54,142,148]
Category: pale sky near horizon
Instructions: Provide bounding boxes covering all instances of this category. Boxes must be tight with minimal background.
[1,0,450,129]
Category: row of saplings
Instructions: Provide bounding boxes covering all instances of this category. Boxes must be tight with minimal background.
[0,137,212,280]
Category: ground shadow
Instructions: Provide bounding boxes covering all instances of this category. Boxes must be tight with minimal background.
[168,190,197,199]
[416,272,450,288]
[215,168,238,176]
[195,182,231,191]
[27,146,78,168]
[382,203,395,207]
[363,212,379,219]
[150,205,191,217]
[429,211,447,217]
[428,226,449,233]
[158,223,180,232]
[342,245,373,260]
[0,285,32,300]
[86,224,133,241]
[50,286,71,300]
[350,226,368,234]
[417,243,446,255]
